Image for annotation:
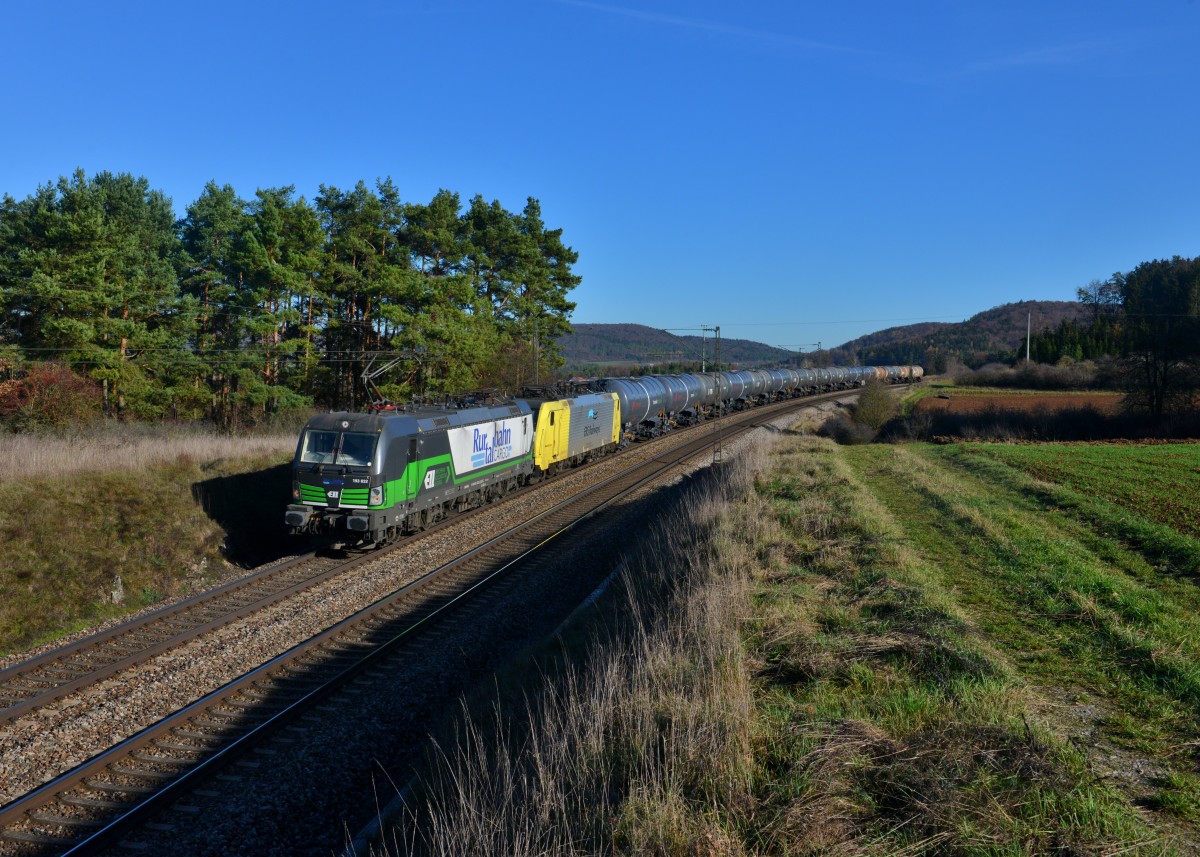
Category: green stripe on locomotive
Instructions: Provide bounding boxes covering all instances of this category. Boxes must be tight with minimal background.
[366,450,533,509]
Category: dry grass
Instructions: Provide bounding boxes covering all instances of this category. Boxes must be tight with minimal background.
[0,424,298,654]
[0,428,296,482]
[385,448,770,856]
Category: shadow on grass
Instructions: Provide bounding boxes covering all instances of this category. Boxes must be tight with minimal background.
[191,462,296,567]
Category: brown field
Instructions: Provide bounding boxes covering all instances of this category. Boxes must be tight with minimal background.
[914,392,1124,416]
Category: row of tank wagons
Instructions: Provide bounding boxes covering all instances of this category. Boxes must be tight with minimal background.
[597,365,923,437]
[285,392,624,545]
[285,364,923,545]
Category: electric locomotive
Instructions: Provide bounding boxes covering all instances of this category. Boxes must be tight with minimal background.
[286,400,534,545]
[286,392,623,546]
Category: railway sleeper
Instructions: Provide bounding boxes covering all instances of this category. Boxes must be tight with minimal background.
[1,827,70,845]
[154,739,211,753]
[271,672,326,687]
[131,751,195,766]
[240,686,296,703]
[40,666,91,679]
[221,696,287,711]
[194,710,267,726]
[29,812,105,829]
[296,652,355,669]
[178,724,246,738]
[152,621,199,634]
[323,639,375,653]
[5,678,56,692]
[84,777,157,793]
[60,658,103,671]
[136,624,181,637]
[108,764,180,780]
[60,794,126,810]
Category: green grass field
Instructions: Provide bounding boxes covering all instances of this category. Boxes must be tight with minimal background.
[974,443,1200,538]
[754,438,1200,851]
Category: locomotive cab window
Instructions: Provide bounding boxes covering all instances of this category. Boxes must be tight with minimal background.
[300,430,377,466]
[300,430,338,463]
[338,432,376,466]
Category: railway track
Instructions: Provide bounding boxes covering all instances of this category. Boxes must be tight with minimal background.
[0,391,851,855]
[0,434,602,729]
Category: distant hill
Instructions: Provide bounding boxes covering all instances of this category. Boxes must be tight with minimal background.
[558,324,794,370]
[560,301,1089,373]
[827,300,1089,369]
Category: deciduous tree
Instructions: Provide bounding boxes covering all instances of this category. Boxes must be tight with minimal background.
[1119,256,1200,419]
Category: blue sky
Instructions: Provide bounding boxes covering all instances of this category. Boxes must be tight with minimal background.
[4,0,1198,351]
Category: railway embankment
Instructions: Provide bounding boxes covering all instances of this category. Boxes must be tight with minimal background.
[0,434,295,657]
[389,427,1200,855]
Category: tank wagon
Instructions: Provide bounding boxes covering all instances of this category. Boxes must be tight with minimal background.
[597,363,893,437]
[288,363,921,544]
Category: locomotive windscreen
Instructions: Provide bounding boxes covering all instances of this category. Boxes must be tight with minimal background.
[299,430,377,467]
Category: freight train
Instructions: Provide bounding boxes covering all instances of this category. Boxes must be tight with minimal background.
[285,364,922,546]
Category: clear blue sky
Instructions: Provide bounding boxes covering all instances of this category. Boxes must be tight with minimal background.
[4,0,1198,351]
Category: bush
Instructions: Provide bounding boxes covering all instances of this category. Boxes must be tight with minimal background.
[951,359,1114,390]
[853,380,898,430]
[817,382,899,445]
[818,413,878,445]
[0,363,103,432]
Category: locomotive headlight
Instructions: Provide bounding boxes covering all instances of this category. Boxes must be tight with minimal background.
[369,485,383,506]
[292,482,300,502]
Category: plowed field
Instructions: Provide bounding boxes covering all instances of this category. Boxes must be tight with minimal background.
[914,392,1123,415]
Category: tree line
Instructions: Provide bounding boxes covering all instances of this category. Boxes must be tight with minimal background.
[0,169,579,428]
[1024,256,1200,417]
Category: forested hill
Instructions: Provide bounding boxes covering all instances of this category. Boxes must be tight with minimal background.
[560,302,1087,372]
[559,324,794,369]
[827,300,1090,369]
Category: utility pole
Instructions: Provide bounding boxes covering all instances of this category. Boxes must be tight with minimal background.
[666,325,721,372]
[1026,312,1031,364]
[700,324,719,372]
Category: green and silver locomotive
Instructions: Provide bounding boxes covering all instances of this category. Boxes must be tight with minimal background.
[286,401,534,545]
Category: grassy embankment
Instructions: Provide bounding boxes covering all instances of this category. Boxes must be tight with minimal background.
[0,431,296,656]
[397,433,1200,854]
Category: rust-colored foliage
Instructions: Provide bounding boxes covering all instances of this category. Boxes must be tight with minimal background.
[0,363,102,431]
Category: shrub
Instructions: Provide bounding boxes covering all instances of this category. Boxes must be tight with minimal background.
[817,382,898,445]
[0,363,103,432]
[818,413,877,445]
[951,360,1114,390]
[852,380,898,431]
